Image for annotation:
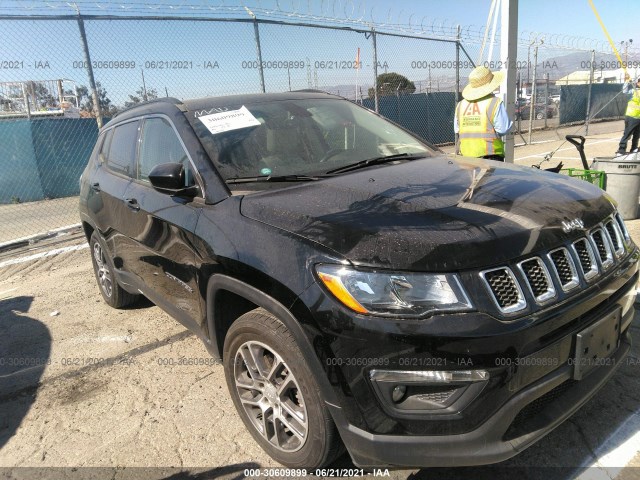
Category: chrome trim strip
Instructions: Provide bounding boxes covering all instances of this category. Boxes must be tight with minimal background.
[370,369,489,384]
[517,257,556,304]
[571,238,599,281]
[589,227,614,270]
[479,267,527,314]
[547,247,580,292]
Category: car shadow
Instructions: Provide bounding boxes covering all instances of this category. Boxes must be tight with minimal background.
[327,305,640,480]
[0,295,52,448]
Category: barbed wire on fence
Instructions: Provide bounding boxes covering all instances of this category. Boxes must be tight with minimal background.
[0,1,631,244]
[0,0,635,55]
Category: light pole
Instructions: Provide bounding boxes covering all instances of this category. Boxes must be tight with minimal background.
[621,39,633,67]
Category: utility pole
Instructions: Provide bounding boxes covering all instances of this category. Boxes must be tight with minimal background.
[528,41,541,145]
[500,0,518,162]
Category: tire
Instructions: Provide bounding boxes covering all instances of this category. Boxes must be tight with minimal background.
[89,231,138,308]
[223,308,342,468]
[536,111,544,120]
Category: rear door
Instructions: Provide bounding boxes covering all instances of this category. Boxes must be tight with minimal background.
[120,115,202,327]
[87,120,139,268]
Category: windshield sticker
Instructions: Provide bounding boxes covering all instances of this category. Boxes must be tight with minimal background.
[198,106,260,135]
[260,167,272,175]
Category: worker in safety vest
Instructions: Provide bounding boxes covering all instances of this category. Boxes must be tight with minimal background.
[616,75,640,156]
[454,66,512,161]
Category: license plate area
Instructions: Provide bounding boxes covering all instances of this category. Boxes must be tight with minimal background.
[573,307,621,380]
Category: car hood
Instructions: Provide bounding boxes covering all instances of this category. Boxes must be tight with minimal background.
[240,156,615,271]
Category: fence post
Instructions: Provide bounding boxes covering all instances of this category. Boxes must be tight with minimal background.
[456,25,460,104]
[245,8,266,93]
[372,28,379,113]
[76,13,103,128]
[527,43,538,145]
[21,83,31,120]
[544,72,549,128]
[585,50,595,135]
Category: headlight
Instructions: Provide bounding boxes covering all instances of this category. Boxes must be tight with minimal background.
[315,264,473,317]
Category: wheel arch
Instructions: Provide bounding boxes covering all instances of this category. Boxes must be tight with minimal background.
[205,274,340,407]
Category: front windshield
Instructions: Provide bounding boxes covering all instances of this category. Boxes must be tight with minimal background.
[186,98,435,181]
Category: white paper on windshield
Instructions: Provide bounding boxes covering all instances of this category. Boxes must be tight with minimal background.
[198,106,260,135]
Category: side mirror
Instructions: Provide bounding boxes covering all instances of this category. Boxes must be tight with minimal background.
[148,163,198,197]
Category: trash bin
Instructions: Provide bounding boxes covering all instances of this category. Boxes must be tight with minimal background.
[592,155,640,220]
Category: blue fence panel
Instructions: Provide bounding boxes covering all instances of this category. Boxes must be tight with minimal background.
[30,118,99,199]
[0,119,44,204]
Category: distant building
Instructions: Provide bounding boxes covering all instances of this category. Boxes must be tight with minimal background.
[556,68,640,86]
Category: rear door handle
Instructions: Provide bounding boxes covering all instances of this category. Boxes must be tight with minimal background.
[125,198,140,212]
[91,182,101,192]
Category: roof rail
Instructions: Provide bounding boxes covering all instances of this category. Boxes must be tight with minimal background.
[113,96,183,118]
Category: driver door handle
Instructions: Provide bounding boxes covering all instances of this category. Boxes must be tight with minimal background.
[125,198,140,212]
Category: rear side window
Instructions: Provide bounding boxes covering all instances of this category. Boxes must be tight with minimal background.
[138,117,194,186]
[98,129,113,164]
[106,120,140,177]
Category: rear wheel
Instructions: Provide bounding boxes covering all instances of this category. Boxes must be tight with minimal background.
[89,231,138,308]
[223,308,342,468]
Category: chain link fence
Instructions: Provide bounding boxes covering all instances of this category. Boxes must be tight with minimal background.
[0,9,631,244]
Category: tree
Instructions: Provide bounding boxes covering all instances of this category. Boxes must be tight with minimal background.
[24,81,57,109]
[124,86,159,108]
[368,72,416,98]
[77,82,118,117]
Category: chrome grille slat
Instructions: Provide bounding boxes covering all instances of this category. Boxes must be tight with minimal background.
[604,220,624,257]
[590,228,613,269]
[480,268,526,314]
[548,247,579,292]
[615,213,631,244]
[572,238,599,280]
[518,257,555,303]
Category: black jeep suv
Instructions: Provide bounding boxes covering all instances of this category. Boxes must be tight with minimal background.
[79,92,638,469]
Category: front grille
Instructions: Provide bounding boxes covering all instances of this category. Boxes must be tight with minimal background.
[573,238,598,280]
[503,380,577,440]
[481,268,525,313]
[479,215,629,316]
[416,390,456,404]
[615,213,631,244]
[549,248,579,291]
[519,258,555,302]
[591,229,613,268]
[605,220,624,257]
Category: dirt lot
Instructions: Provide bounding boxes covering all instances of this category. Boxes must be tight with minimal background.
[1,225,640,480]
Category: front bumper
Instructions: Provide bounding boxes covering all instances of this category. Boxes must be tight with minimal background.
[329,330,631,468]
[297,248,639,467]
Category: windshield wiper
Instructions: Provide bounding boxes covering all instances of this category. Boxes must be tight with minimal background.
[225,174,327,184]
[325,153,425,175]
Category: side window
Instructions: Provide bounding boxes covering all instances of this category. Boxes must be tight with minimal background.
[98,129,113,164]
[106,120,139,177]
[138,117,194,186]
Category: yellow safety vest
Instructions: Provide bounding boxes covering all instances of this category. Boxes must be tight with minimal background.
[456,96,504,157]
[626,88,640,119]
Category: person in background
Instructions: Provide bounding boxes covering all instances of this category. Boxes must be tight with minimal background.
[616,74,640,156]
[454,66,512,161]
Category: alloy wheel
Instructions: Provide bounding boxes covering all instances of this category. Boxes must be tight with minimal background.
[233,340,308,452]
[93,242,113,298]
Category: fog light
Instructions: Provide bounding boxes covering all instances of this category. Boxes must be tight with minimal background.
[392,385,407,403]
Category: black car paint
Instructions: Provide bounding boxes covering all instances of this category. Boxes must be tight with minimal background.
[79,92,638,468]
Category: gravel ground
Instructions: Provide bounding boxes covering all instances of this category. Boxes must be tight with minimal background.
[0,223,640,480]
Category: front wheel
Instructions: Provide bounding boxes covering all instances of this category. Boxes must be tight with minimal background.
[223,308,342,468]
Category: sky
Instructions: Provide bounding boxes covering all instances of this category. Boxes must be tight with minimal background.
[0,0,636,106]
